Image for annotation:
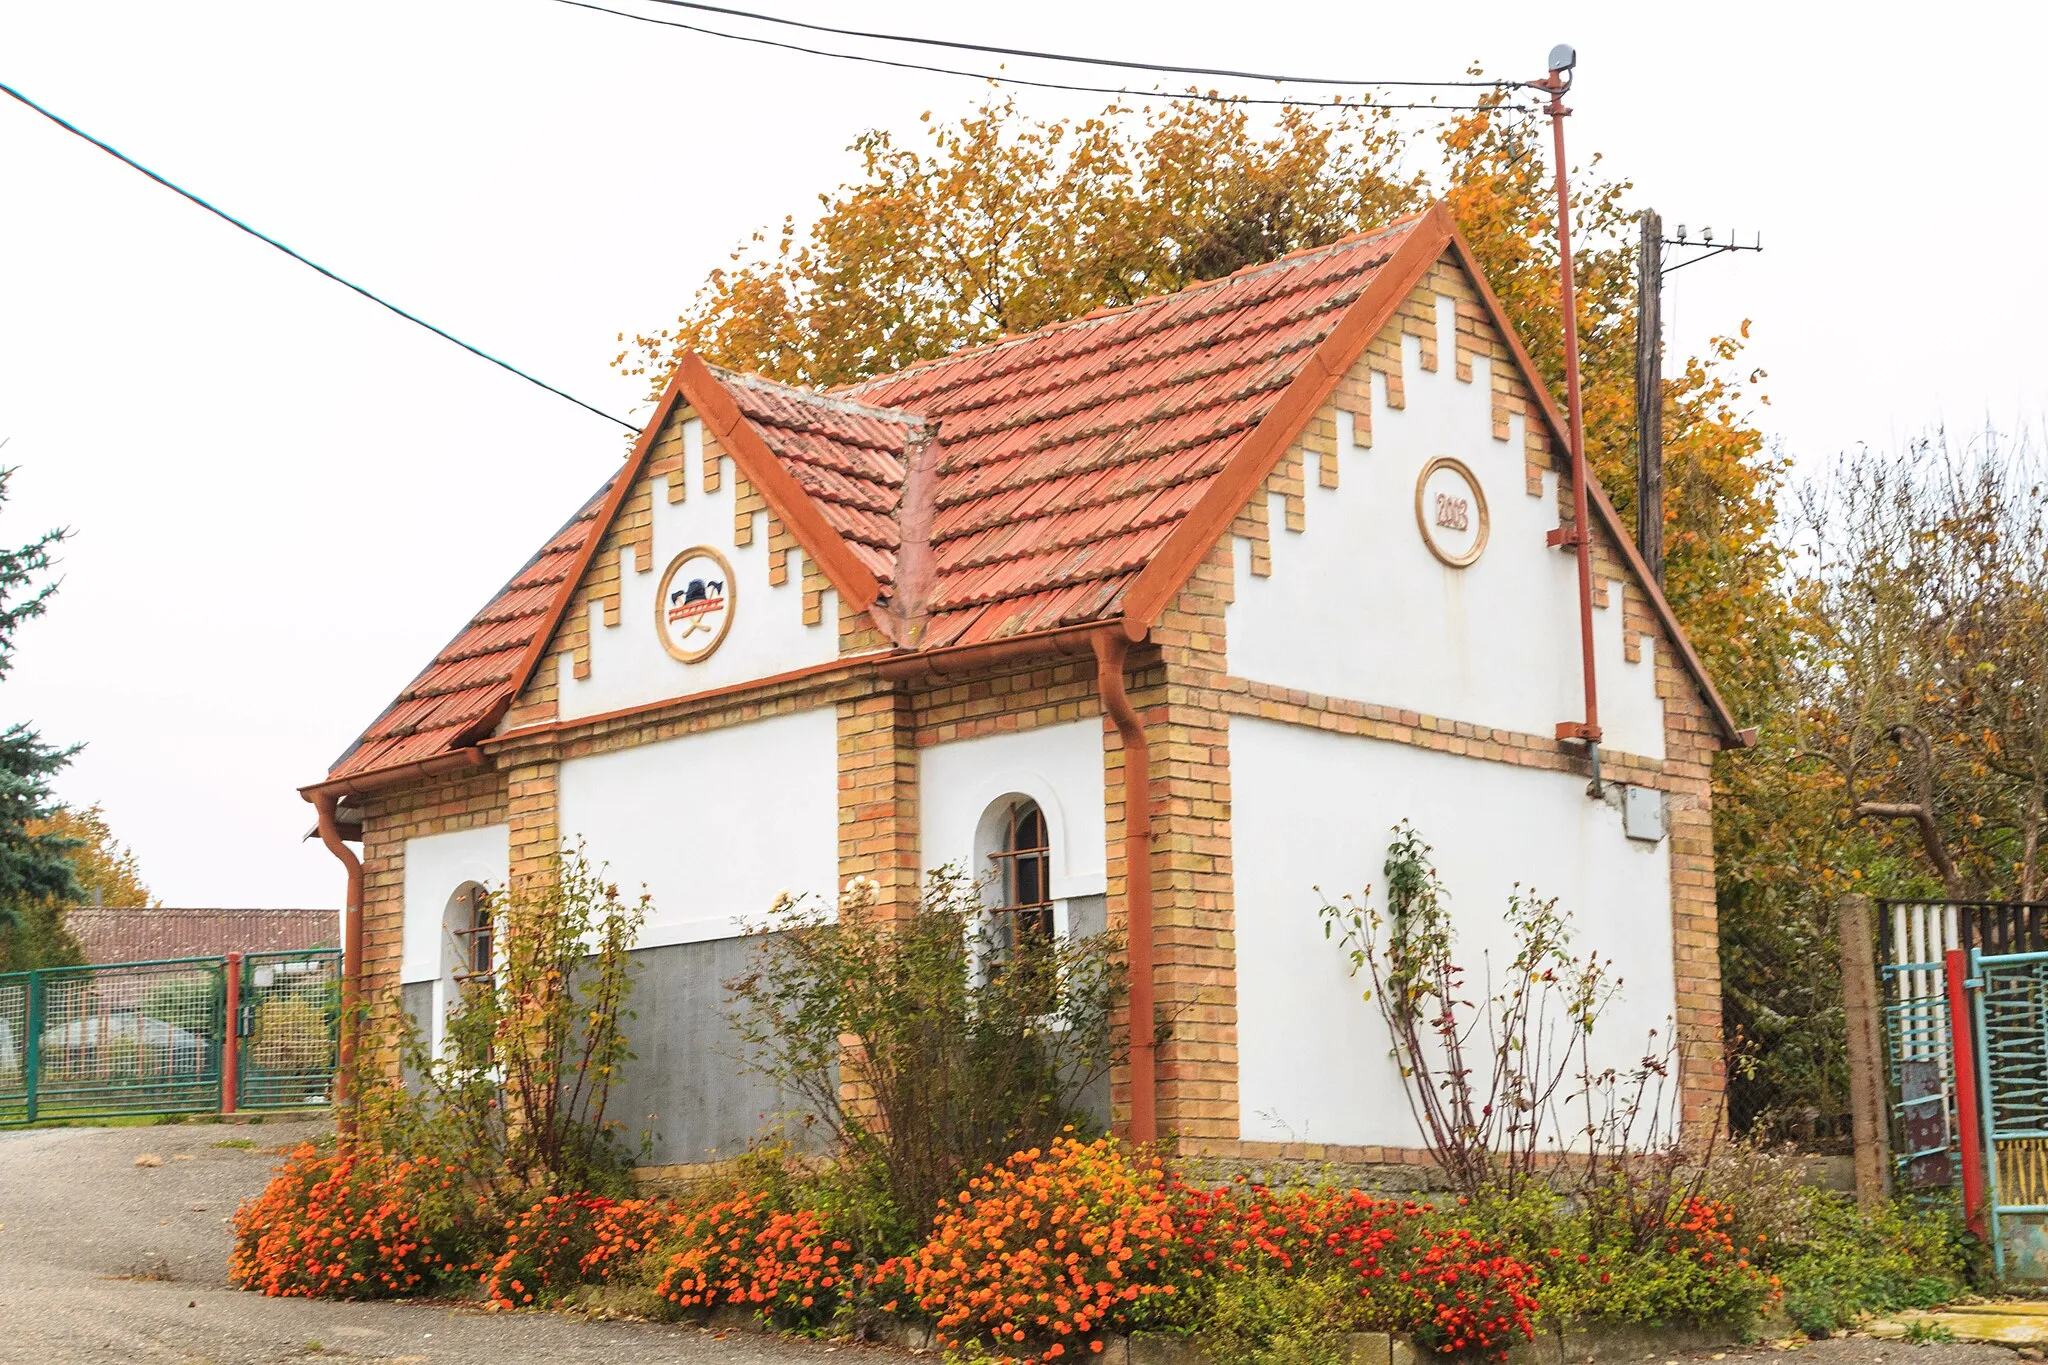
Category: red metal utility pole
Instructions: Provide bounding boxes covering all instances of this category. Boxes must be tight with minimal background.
[1946,948,1988,1239]
[1536,45,1604,790]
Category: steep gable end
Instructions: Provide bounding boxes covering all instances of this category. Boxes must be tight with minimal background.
[321,477,613,786]
[316,200,1745,791]
[498,367,922,731]
[847,208,1443,648]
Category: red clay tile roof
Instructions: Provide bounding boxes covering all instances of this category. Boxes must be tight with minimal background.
[318,201,1744,789]
[717,372,919,591]
[842,213,1428,648]
[324,478,615,783]
[66,908,339,964]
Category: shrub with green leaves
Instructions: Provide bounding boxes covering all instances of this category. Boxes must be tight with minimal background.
[1770,1194,1972,1338]
[725,868,1125,1246]
[1198,1267,1360,1365]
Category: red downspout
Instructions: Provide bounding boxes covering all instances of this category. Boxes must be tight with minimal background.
[1539,63,1603,765]
[1947,948,1988,1240]
[1092,630,1158,1144]
[311,792,364,1143]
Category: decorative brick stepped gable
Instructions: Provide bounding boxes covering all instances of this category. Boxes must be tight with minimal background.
[320,200,1737,1150]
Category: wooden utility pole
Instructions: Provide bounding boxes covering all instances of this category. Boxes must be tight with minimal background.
[1634,207,1664,587]
[1838,893,1892,1208]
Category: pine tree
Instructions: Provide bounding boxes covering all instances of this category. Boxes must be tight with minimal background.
[0,465,79,944]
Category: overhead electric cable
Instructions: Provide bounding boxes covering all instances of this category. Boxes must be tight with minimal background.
[0,77,639,432]
[551,0,1533,113]
[625,0,1523,90]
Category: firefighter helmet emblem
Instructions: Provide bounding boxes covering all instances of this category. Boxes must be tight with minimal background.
[655,546,735,663]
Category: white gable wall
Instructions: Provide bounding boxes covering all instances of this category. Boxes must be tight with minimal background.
[1231,716,1676,1148]
[1224,293,1664,761]
[557,418,840,722]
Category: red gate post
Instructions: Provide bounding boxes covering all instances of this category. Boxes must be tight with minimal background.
[1946,947,1986,1239]
[222,952,242,1117]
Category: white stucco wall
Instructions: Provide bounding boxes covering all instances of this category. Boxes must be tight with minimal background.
[1225,293,1664,760]
[556,707,840,946]
[557,418,840,721]
[920,718,1109,918]
[1231,716,1676,1149]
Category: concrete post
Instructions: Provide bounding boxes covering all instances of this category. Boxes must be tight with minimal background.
[1839,893,1891,1207]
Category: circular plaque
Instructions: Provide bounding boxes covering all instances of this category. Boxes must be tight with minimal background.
[1413,457,1490,568]
[654,545,736,663]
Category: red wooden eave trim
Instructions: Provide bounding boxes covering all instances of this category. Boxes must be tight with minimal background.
[1119,202,1749,751]
[1436,229,1750,749]
[674,352,884,613]
[462,368,695,751]
[1118,203,1455,637]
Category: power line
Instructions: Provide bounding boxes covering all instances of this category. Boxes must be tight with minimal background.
[622,0,1524,91]
[551,0,1533,113]
[0,78,640,432]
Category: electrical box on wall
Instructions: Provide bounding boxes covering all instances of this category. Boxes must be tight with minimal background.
[1623,784,1665,843]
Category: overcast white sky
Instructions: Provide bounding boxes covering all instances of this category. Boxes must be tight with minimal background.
[0,1,2040,909]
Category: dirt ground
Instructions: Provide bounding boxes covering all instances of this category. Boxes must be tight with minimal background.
[0,1119,907,1364]
[0,1120,2026,1365]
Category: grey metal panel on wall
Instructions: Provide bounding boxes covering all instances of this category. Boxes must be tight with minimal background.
[399,982,434,1096]
[1066,895,1112,1130]
[608,935,813,1167]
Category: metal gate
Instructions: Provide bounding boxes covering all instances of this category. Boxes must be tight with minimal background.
[1969,949,2048,1275]
[235,950,341,1110]
[0,949,340,1126]
[1877,900,2048,1196]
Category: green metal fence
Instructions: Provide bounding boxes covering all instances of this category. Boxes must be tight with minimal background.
[236,950,341,1110]
[0,949,340,1126]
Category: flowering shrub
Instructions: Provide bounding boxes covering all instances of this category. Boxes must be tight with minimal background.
[903,1135,1181,1363]
[1170,1179,1536,1360]
[1398,1227,1542,1357]
[1486,1188,1778,1335]
[654,1191,853,1326]
[1173,1178,1418,1280]
[229,1143,465,1299]
[483,1194,679,1309]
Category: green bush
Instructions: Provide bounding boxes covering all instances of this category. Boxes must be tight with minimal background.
[1475,1183,1777,1335]
[1199,1267,1359,1365]
[726,868,1125,1244]
[1771,1194,1972,1338]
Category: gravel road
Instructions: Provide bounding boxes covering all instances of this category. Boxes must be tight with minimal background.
[0,1119,908,1364]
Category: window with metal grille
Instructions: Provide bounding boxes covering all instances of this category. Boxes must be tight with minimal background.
[988,799,1055,956]
[449,883,494,988]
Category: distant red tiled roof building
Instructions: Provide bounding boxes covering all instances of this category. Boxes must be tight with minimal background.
[66,908,339,964]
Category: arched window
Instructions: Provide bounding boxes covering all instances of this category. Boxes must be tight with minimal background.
[447,881,493,987]
[987,798,1055,955]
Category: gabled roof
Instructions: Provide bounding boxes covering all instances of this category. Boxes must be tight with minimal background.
[841,208,1438,648]
[315,202,1745,792]
[323,479,614,784]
